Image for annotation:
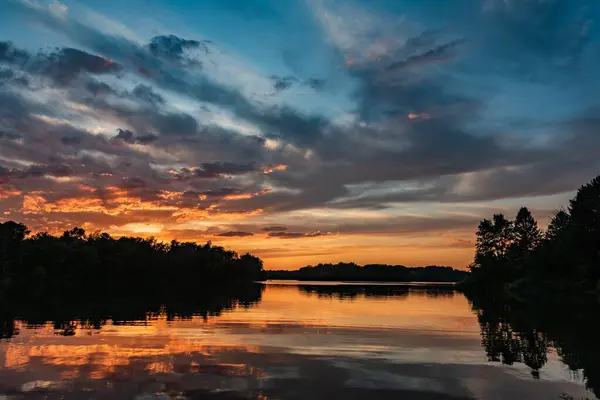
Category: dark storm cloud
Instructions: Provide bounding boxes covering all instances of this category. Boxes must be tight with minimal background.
[215,231,254,237]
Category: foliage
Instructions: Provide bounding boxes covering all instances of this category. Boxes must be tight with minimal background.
[268,262,467,282]
[461,174,600,294]
[460,174,600,395]
[0,222,266,298]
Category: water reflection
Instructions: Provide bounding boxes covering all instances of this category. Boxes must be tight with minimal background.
[468,293,600,397]
[0,282,596,399]
[298,283,455,299]
[0,283,264,339]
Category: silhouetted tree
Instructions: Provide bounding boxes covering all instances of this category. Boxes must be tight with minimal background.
[546,209,571,242]
[461,174,600,294]
[0,222,266,299]
[566,176,600,284]
[511,207,541,256]
[0,221,29,288]
[268,263,466,282]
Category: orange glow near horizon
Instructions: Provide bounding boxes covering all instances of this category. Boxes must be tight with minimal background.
[0,284,479,374]
[3,186,479,270]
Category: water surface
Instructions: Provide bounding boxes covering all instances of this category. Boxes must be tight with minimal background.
[0,281,595,399]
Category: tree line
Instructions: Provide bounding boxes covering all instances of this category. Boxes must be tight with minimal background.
[268,262,468,282]
[0,222,266,299]
[460,174,600,296]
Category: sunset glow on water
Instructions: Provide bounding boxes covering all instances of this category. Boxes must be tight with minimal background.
[0,283,594,399]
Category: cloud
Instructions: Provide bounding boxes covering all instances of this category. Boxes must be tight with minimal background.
[268,231,328,239]
[0,41,120,86]
[303,78,326,91]
[169,162,258,180]
[270,75,298,92]
[0,41,29,65]
[262,225,287,232]
[215,231,255,237]
[199,188,243,198]
[112,129,158,145]
[1,164,74,181]
[132,84,165,105]
[384,38,467,72]
[40,48,121,85]
[60,135,82,146]
[0,67,29,87]
[5,2,332,148]
[0,130,21,141]
[120,176,147,189]
[49,0,68,18]
[148,34,211,65]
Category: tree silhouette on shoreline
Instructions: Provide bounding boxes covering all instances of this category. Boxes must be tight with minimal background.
[0,223,266,299]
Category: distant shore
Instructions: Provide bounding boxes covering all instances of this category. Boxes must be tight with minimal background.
[266,263,468,283]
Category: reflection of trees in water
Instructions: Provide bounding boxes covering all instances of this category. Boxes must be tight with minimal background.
[0,283,264,338]
[298,284,455,300]
[479,313,548,379]
[469,294,599,395]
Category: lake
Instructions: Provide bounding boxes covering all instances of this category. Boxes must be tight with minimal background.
[0,281,596,399]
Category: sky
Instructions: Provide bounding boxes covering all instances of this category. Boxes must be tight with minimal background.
[1,0,599,269]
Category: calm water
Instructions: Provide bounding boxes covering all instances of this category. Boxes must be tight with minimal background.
[0,281,596,399]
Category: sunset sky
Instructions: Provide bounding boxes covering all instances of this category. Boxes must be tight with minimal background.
[1,0,599,269]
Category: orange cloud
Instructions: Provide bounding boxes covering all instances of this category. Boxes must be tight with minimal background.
[21,192,179,216]
[78,184,97,193]
[223,189,271,201]
[0,188,22,199]
[172,208,264,222]
[261,164,288,174]
[157,190,184,200]
[408,113,431,120]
